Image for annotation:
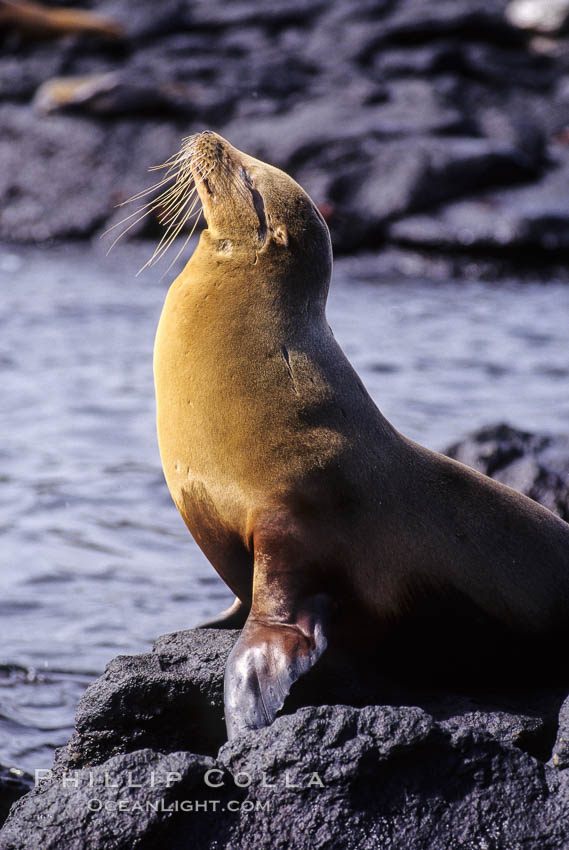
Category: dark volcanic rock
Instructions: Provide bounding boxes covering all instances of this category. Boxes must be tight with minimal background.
[389,145,569,257]
[0,0,568,276]
[214,705,558,850]
[0,106,184,242]
[0,105,113,242]
[0,749,216,850]
[221,78,465,174]
[327,133,542,250]
[445,423,569,521]
[33,70,235,122]
[55,629,239,773]
[0,48,65,102]
[552,694,569,768]
[52,626,566,775]
[0,766,32,829]
[1,655,569,849]
[359,0,518,53]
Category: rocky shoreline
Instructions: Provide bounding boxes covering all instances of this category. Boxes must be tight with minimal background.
[1,0,569,279]
[2,423,569,849]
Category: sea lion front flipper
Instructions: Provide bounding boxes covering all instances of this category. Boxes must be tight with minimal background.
[196,596,250,629]
[224,594,329,739]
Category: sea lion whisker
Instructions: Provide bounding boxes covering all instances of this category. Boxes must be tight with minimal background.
[148,134,201,173]
[110,168,205,262]
[139,195,202,271]
[103,185,197,254]
[107,134,227,265]
[161,211,204,277]
[116,172,179,207]
[156,183,199,222]
[159,194,202,241]
[135,152,203,215]
[151,206,199,260]
[148,152,190,173]
[150,199,202,262]
[159,194,200,230]
[103,168,197,236]
[103,191,169,234]
[165,147,208,179]
[104,206,159,254]
[102,184,183,240]
[136,208,203,277]
[154,157,211,218]
[117,152,203,207]
[193,162,217,185]
[155,183,201,229]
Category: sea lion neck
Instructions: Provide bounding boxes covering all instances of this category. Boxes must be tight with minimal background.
[183,228,331,332]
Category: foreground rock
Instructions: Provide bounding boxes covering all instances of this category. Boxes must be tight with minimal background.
[0,767,32,829]
[1,0,569,277]
[1,625,569,849]
[2,423,569,847]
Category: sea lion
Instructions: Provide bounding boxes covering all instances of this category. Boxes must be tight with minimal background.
[149,131,569,739]
[0,0,122,41]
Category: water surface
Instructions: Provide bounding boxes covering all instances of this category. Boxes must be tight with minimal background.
[1,242,568,770]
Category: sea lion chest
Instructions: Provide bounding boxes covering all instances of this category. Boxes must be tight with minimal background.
[153,267,253,538]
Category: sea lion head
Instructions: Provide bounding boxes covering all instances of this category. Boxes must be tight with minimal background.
[189,131,332,282]
[108,131,332,293]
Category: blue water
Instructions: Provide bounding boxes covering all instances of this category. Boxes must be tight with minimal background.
[1,241,568,771]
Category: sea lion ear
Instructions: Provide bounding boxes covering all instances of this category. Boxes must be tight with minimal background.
[272,224,289,247]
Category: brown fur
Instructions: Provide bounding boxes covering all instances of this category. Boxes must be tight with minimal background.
[0,0,122,40]
[154,132,569,737]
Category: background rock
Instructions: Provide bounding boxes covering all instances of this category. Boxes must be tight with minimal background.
[507,0,569,35]
[1,0,569,278]
[446,423,569,521]
[389,145,569,257]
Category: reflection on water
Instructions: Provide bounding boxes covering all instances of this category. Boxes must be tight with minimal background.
[1,241,568,769]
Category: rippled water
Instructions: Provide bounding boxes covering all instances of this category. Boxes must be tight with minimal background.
[1,241,568,771]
